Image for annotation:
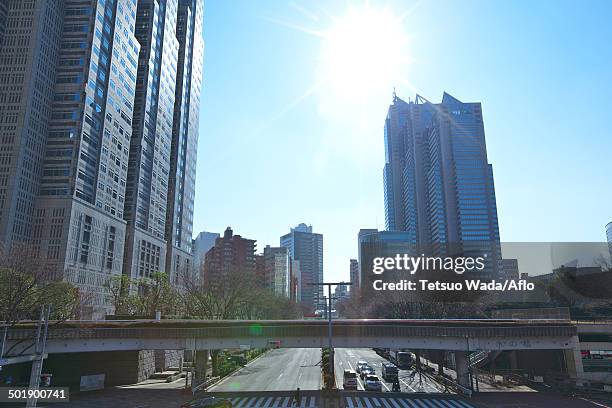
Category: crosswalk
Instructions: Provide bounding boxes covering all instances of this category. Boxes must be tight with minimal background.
[228,395,317,407]
[225,396,476,408]
[344,396,476,408]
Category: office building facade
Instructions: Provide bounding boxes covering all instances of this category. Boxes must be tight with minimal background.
[358,229,414,294]
[122,0,179,285]
[383,93,502,278]
[202,227,256,287]
[502,258,520,280]
[0,0,203,318]
[263,245,290,297]
[165,0,204,286]
[280,223,323,312]
[192,230,219,278]
[349,258,359,289]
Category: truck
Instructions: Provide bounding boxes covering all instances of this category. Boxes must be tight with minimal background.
[389,349,412,369]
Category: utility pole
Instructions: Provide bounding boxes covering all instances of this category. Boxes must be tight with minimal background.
[311,281,351,389]
[26,305,51,408]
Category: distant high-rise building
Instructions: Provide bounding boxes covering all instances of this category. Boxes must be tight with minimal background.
[289,259,301,303]
[607,221,612,261]
[333,283,349,308]
[255,253,265,286]
[0,0,204,318]
[383,93,502,278]
[358,229,414,294]
[203,227,256,287]
[192,231,220,278]
[264,245,290,297]
[349,259,359,289]
[502,259,520,280]
[280,223,323,312]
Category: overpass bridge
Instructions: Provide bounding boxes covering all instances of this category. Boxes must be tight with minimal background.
[5,318,578,355]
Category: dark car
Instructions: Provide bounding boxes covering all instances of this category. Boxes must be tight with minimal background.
[382,362,399,381]
[181,397,232,407]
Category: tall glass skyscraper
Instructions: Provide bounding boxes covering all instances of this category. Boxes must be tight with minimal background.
[122,0,179,283]
[166,0,204,286]
[0,0,204,318]
[383,93,502,278]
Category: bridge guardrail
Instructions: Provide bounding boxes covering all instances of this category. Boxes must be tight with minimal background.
[5,321,578,341]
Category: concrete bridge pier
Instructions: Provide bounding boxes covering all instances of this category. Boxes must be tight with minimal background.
[194,350,209,386]
[454,351,470,390]
[564,336,585,385]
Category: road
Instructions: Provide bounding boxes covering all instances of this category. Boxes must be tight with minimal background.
[333,348,446,393]
[209,347,447,393]
[59,348,611,408]
[209,348,321,391]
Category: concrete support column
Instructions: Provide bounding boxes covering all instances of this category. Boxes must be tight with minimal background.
[455,351,470,389]
[195,350,209,385]
[565,336,585,385]
[509,350,518,370]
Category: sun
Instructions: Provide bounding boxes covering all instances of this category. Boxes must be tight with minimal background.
[318,5,411,102]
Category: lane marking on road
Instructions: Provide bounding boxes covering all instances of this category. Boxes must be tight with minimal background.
[400,377,416,392]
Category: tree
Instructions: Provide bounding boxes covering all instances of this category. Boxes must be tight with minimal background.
[105,272,183,317]
[106,274,132,315]
[0,243,81,356]
[183,269,300,374]
[131,272,181,316]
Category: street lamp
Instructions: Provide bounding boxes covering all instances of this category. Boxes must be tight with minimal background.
[311,281,351,388]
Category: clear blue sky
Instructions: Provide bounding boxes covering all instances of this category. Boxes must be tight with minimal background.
[193,0,612,282]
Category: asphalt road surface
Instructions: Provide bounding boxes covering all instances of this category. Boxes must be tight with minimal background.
[209,348,322,392]
[333,348,446,393]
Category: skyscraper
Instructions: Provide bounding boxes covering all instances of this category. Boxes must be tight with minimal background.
[349,258,359,289]
[165,0,204,286]
[36,0,140,317]
[0,0,204,318]
[383,93,502,278]
[122,0,179,284]
[280,223,323,312]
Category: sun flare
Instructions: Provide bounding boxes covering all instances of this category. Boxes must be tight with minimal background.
[318,5,411,102]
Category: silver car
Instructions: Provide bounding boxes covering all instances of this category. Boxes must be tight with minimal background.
[364,375,383,392]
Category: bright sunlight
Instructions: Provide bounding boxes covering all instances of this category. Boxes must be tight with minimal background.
[318,5,411,102]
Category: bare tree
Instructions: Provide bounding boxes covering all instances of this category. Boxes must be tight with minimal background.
[0,243,81,357]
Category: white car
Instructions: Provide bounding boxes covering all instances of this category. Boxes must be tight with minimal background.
[364,375,383,392]
[356,361,369,373]
[360,366,375,380]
